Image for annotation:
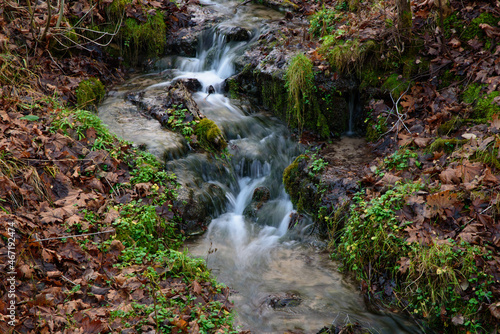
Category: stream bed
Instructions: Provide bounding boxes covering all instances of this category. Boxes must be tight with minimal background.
[98,0,422,332]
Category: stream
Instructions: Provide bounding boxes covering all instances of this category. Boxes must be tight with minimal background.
[98,0,422,332]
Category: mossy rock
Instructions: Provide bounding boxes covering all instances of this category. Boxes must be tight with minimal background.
[195,118,227,151]
[282,155,320,213]
[76,77,106,110]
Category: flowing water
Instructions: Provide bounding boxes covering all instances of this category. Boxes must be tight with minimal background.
[99,0,422,332]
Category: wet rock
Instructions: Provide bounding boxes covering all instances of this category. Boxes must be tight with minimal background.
[243,186,271,219]
[221,26,251,42]
[171,78,202,92]
[174,182,227,233]
[169,81,204,119]
[282,148,366,234]
[264,292,302,309]
[252,186,271,204]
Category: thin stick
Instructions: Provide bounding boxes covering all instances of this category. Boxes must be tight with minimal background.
[34,229,115,242]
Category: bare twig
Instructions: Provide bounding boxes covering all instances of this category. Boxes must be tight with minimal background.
[34,229,115,243]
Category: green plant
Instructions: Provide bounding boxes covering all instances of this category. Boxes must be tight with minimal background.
[284,53,323,135]
[308,153,328,176]
[337,182,421,275]
[309,8,342,37]
[383,149,419,170]
[428,138,467,153]
[321,39,376,75]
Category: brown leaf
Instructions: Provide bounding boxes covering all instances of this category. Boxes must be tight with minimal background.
[489,302,500,320]
[192,280,202,295]
[458,161,483,183]
[451,314,464,325]
[439,168,460,184]
[426,190,459,218]
[376,173,402,186]
[81,317,106,334]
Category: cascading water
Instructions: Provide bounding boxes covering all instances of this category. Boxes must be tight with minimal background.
[98,0,422,332]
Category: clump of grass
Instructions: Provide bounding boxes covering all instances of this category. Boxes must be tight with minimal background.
[284,53,320,133]
[323,39,377,75]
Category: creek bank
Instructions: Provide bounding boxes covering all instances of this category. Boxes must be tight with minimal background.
[269,0,500,332]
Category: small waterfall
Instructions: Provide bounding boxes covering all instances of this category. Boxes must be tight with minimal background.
[346,89,363,136]
[98,1,423,332]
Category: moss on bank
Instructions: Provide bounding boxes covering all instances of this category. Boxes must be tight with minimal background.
[76,77,106,110]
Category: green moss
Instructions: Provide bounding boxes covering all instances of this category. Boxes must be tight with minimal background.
[76,77,106,110]
[107,0,132,20]
[195,118,227,151]
[437,116,463,136]
[463,83,500,119]
[285,54,325,136]
[227,78,240,99]
[323,39,376,75]
[261,75,288,119]
[439,69,462,89]
[381,73,411,97]
[462,12,499,41]
[429,138,467,153]
[359,68,382,90]
[283,154,307,208]
[122,12,166,64]
[443,13,463,39]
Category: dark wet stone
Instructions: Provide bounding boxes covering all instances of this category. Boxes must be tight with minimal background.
[264,293,302,309]
[171,78,202,92]
[224,26,251,42]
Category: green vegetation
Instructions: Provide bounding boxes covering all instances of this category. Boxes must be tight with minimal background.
[75,77,105,110]
[195,118,227,151]
[365,114,387,142]
[321,39,377,75]
[167,105,197,140]
[383,148,420,171]
[381,73,410,98]
[463,83,500,120]
[284,54,329,137]
[437,116,463,136]
[335,182,494,332]
[462,12,498,41]
[308,153,328,177]
[309,8,342,37]
[429,138,467,153]
[121,12,167,63]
